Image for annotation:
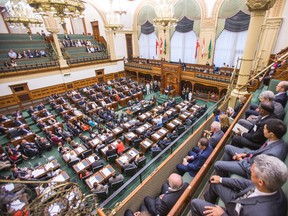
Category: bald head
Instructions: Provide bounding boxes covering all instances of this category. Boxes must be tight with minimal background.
[276,81,288,92]
[168,173,183,190]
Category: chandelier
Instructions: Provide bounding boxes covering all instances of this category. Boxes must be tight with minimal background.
[4,0,43,34]
[153,0,178,29]
[27,0,85,33]
[105,0,125,32]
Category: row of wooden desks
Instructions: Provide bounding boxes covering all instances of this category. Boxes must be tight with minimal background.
[85,165,116,189]
[62,144,87,162]
[72,153,98,174]
[151,127,169,142]
[116,148,139,172]
[31,159,61,179]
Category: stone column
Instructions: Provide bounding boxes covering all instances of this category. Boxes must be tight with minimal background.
[105,30,116,60]
[229,0,276,107]
[43,13,68,68]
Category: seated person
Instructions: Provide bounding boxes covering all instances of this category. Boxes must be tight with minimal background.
[158,137,171,149]
[91,182,108,194]
[57,143,70,155]
[68,151,79,162]
[0,154,12,171]
[123,161,137,171]
[108,173,124,184]
[214,119,287,178]
[176,137,213,177]
[91,157,104,169]
[12,166,33,180]
[50,134,65,145]
[151,143,162,153]
[134,152,146,166]
[20,140,39,158]
[106,144,117,157]
[232,101,276,150]
[70,140,80,148]
[18,126,32,136]
[115,140,125,154]
[191,155,288,216]
[141,173,189,216]
[79,169,91,179]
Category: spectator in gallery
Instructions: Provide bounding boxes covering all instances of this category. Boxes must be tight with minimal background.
[10,60,17,67]
[4,61,11,67]
[8,50,17,59]
[40,49,47,57]
[17,52,23,59]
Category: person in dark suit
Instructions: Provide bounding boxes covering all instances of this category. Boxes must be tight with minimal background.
[141,173,189,216]
[191,154,288,216]
[231,96,247,119]
[275,80,288,107]
[18,126,31,136]
[231,101,277,150]
[106,144,117,157]
[205,121,224,149]
[176,137,213,177]
[214,118,287,178]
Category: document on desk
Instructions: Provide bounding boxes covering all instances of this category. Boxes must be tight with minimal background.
[102,168,111,177]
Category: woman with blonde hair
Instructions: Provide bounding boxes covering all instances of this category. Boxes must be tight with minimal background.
[219,114,230,133]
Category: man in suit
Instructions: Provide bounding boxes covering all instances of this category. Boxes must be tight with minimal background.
[214,118,287,178]
[176,137,213,177]
[206,121,224,149]
[141,173,189,216]
[275,80,288,107]
[191,154,288,216]
[231,101,277,150]
[108,173,124,184]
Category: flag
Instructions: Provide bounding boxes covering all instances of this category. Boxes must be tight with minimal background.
[201,37,205,58]
[208,39,212,59]
[164,38,167,55]
[195,39,200,59]
[156,39,159,55]
[159,38,163,55]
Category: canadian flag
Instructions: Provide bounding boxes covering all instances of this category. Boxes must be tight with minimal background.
[159,38,163,55]
[156,39,159,55]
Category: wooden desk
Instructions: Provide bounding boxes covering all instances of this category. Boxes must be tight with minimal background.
[32,166,47,179]
[62,150,76,163]
[135,122,152,135]
[116,148,139,172]
[151,127,169,142]
[124,132,137,145]
[99,164,115,180]
[50,171,70,182]
[138,112,152,122]
[175,101,189,111]
[112,127,124,138]
[179,111,192,121]
[89,137,102,149]
[167,118,182,132]
[189,104,201,113]
[100,140,118,157]
[140,138,154,153]
[165,108,177,116]
[123,121,134,132]
[72,160,90,174]
[99,133,114,142]
[85,173,105,189]
[85,153,98,165]
[151,105,164,114]
[44,159,60,171]
[74,144,87,155]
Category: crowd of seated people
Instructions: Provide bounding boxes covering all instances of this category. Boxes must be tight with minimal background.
[0,76,220,215]
[6,49,48,64]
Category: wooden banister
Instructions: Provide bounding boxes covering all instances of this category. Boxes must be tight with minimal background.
[168,94,252,215]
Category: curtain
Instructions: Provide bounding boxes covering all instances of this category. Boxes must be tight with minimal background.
[175,16,194,33]
[214,29,248,68]
[170,30,197,63]
[224,11,250,32]
[138,32,157,59]
[141,21,154,35]
[71,18,85,34]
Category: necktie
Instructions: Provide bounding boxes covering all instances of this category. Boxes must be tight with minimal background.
[248,142,267,158]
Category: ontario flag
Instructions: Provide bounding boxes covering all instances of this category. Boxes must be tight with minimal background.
[201,37,205,58]
[195,39,200,59]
